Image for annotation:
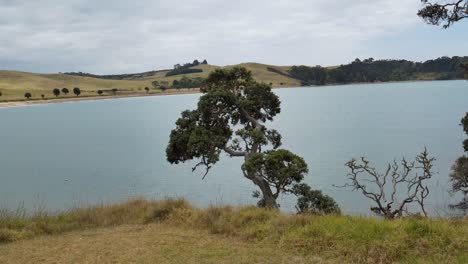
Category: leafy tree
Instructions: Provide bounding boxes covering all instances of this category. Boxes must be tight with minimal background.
[61,88,69,95]
[202,59,208,65]
[41,94,45,99]
[97,90,103,95]
[193,59,200,66]
[166,67,338,210]
[450,113,468,213]
[418,0,467,28]
[53,88,60,97]
[73,87,81,96]
[450,156,468,212]
[293,183,340,214]
[24,92,32,100]
[111,88,118,95]
[144,87,150,93]
[151,81,160,89]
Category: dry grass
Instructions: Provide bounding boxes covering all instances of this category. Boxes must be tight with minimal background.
[0,63,300,102]
[0,199,467,263]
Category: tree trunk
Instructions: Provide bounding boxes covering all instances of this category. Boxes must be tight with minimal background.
[250,174,279,209]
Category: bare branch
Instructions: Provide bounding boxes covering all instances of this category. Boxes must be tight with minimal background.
[341,148,435,219]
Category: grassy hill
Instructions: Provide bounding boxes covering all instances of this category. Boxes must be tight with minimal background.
[0,63,300,102]
[0,199,467,263]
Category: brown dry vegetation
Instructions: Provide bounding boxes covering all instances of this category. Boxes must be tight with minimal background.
[0,199,467,263]
[0,63,300,102]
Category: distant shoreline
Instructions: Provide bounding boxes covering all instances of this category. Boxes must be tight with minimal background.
[0,79,465,109]
[0,89,201,109]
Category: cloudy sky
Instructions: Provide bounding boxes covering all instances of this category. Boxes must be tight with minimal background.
[0,0,467,74]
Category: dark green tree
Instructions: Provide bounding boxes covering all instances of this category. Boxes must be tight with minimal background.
[41,94,45,99]
[166,67,338,210]
[24,92,32,100]
[418,0,467,28]
[53,88,60,97]
[73,87,81,96]
[450,113,468,213]
[144,87,150,93]
[97,90,103,95]
[61,88,69,95]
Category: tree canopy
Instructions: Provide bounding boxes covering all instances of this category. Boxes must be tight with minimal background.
[418,0,468,28]
[166,67,338,211]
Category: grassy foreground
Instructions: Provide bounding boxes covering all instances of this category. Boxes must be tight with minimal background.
[1,199,467,263]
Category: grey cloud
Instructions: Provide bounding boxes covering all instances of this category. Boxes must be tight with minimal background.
[0,0,464,74]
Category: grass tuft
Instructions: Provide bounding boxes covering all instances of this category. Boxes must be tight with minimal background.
[1,198,467,263]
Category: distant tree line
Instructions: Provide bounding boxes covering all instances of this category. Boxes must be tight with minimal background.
[284,56,468,86]
[171,76,205,89]
[165,59,208,77]
[63,70,169,80]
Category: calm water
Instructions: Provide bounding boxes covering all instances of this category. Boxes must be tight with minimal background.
[0,80,467,215]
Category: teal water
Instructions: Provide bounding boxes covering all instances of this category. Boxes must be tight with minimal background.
[0,80,467,215]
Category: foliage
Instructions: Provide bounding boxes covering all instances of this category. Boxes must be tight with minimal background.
[166,68,203,77]
[171,76,205,89]
[24,92,31,99]
[73,87,81,96]
[165,59,207,77]
[144,87,150,93]
[288,56,468,85]
[342,149,435,219]
[52,88,60,97]
[61,88,69,95]
[418,0,468,28]
[462,113,468,152]
[450,113,468,213]
[450,156,468,211]
[292,183,341,214]
[166,67,336,209]
[97,90,103,95]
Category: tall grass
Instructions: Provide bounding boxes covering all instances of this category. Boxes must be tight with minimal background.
[1,198,467,263]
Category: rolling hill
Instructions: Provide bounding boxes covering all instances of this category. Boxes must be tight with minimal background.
[0,63,300,102]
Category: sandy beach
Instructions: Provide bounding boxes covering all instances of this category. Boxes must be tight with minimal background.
[0,90,201,109]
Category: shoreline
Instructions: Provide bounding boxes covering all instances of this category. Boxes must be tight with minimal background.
[0,79,465,109]
[0,89,201,109]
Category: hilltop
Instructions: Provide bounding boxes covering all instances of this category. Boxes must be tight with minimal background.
[0,63,299,102]
[1,56,467,103]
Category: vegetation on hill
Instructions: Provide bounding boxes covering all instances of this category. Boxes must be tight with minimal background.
[0,199,467,263]
[288,56,468,86]
[165,59,207,77]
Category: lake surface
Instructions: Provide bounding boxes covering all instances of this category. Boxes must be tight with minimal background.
[0,80,467,215]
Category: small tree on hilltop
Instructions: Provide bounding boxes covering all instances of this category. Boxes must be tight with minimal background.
[73,87,81,96]
[341,148,435,219]
[53,88,60,97]
[166,67,339,211]
[24,92,32,100]
[61,88,69,95]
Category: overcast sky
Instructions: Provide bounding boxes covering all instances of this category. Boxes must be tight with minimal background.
[0,0,467,74]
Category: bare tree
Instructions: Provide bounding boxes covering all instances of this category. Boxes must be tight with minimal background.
[339,148,435,219]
